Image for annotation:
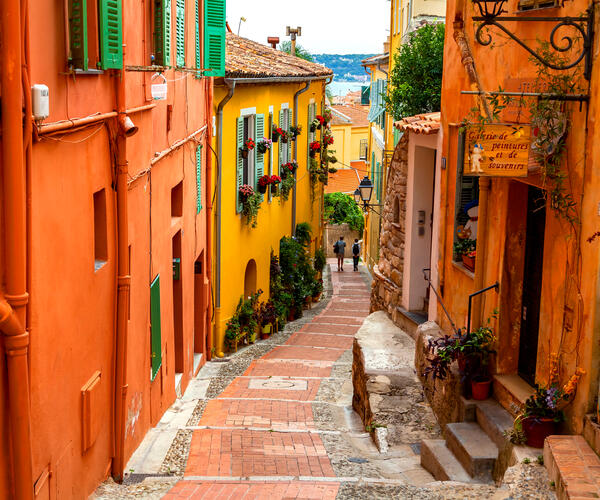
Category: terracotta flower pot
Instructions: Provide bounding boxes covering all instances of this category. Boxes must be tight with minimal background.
[462,254,475,271]
[522,417,557,448]
[287,307,295,322]
[240,148,249,159]
[471,376,492,400]
[312,293,322,303]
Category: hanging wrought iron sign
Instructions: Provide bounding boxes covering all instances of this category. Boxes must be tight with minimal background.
[471,0,594,80]
[464,124,531,177]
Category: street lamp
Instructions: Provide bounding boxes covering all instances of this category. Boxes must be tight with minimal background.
[358,176,373,205]
[353,188,361,205]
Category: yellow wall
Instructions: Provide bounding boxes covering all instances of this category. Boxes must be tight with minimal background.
[212,80,325,355]
[330,123,368,166]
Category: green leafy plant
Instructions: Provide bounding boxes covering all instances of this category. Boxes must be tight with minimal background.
[279,175,295,202]
[278,41,314,62]
[314,247,326,272]
[324,192,364,234]
[241,192,262,228]
[295,222,312,247]
[453,238,476,258]
[385,23,445,120]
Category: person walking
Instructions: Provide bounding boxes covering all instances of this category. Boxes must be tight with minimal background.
[334,235,346,271]
[352,238,362,271]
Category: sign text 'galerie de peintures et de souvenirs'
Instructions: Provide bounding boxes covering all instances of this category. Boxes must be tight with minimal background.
[464,124,531,177]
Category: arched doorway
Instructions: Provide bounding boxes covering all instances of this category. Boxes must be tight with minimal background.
[244,259,257,298]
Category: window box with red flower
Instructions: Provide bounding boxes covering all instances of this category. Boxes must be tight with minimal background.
[240,138,255,159]
[238,184,261,227]
[289,124,302,140]
[272,126,284,143]
[270,175,281,196]
[257,138,272,154]
[309,141,321,158]
[257,174,272,194]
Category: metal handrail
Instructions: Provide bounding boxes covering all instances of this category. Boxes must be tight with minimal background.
[422,268,459,334]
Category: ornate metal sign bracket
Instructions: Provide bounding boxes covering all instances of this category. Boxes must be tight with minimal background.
[472,2,594,80]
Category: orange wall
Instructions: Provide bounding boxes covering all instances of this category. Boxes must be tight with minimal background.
[437,0,600,430]
[0,0,211,497]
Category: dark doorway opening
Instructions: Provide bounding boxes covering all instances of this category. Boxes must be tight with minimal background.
[193,252,206,373]
[172,231,184,375]
[518,186,546,385]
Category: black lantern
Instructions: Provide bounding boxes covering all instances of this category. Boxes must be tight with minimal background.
[472,0,506,18]
[353,188,361,205]
[358,176,373,204]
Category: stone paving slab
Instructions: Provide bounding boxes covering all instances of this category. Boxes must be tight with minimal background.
[299,322,361,335]
[243,359,334,378]
[218,376,321,401]
[285,332,355,349]
[262,345,346,362]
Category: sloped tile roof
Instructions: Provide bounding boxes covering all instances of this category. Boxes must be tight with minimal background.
[394,112,441,134]
[330,105,370,127]
[361,53,389,66]
[225,33,333,78]
[325,168,361,194]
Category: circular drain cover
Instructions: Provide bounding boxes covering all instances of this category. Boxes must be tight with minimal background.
[261,380,296,389]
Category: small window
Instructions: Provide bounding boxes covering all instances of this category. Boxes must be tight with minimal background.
[68,0,123,71]
[93,189,108,271]
[393,196,400,224]
[171,181,183,219]
[359,139,368,160]
[518,0,560,10]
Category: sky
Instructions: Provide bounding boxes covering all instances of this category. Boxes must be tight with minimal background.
[225,0,390,54]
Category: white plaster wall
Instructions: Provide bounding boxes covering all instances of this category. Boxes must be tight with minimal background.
[402,133,438,312]
[428,129,444,322]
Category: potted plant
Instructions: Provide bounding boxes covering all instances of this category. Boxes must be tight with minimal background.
[280,130,289,143]
[454,239,476,271]
[257,174,272,194]
[515,355,586,447]
[225,317,243,352]
[323,132,334,146]
[313,115,325,131]
[270,175,281,196]
[309,141,321,158]
[240,138,255,159]
[239,185,261,227]
[258,300,277,339]
[314,247,326,275]
[463,316,496,400]
[311,278,323,302]
[323,108,332,124]
[257,138,272,154]
[280,175,295,201]
[289,124,302,140]
[272,126,284,142]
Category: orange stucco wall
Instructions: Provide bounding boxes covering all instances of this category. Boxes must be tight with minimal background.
[437,0,600,431]
[0,0,211,497]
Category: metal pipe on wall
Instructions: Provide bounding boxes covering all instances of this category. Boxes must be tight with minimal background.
[204,77,214,361]
[0,0,34,496]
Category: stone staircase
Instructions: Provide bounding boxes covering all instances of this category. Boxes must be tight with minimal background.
[421,397,518,484]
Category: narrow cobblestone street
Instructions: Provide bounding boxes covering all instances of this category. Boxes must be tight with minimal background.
[94,260,554,499]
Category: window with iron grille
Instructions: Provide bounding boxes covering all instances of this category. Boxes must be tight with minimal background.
[518,0,560,11]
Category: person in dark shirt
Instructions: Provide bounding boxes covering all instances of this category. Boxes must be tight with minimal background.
[334,236,346,271]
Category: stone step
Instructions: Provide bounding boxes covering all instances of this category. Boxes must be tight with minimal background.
[445,422,498,481]
[475,399,515,450]
[421,439,473,483]
[493,374,534,418]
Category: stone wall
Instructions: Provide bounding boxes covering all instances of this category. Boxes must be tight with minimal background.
[324,223,361,258]
[370,135,408,315]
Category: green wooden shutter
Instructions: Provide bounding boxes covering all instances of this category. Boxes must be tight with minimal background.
[175,0,185,67]
[203,0,225,77]
[196,144,203,213]
[287,110,293,162]
[195,0,201,74]
[236,117,244,213]
[99,0,123,69]
[278,110,284,169]
[153,0,171,66]
[255,114,265,200]
[68,0,88,70]
[150,275,162,381]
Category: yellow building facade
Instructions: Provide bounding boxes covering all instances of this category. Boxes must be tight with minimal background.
[329,105,369,167]
[212,33,332,354]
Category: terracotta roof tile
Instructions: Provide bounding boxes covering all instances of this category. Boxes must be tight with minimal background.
[325,169,361,194]
[330,105,369,128]
[225,33,333,78]
[394,112,441,135]
[361,53,389,66]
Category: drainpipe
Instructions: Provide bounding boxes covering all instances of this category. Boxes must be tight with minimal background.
[112,46,132,480]
[215,80,236,355]
[1,0,34,497]
[204,77,214,361]
[377,60,388,78]
[292,81,311,235]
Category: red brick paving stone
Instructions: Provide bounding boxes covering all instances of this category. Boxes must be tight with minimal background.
[299,322,360,335]
[243,359,334,378]
[185,429,335,477]
[263,345,345,362]
[285,332,355,349]
[218,377,320,401]
[165,481,340,499]
[199,399,315,430]
[311,315,364,325]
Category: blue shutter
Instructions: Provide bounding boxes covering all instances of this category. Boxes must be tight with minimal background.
[203,0,225,77]
[196,144,203,213]
[236,117,244,213]
[176,0,185,67]
[287,109,293,163]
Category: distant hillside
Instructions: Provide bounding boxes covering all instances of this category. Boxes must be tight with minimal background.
[313,54,375,82]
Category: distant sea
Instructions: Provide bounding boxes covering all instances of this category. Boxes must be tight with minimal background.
[328,81,366,96]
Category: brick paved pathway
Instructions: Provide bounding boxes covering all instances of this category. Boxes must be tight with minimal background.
[164,262,370,499]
